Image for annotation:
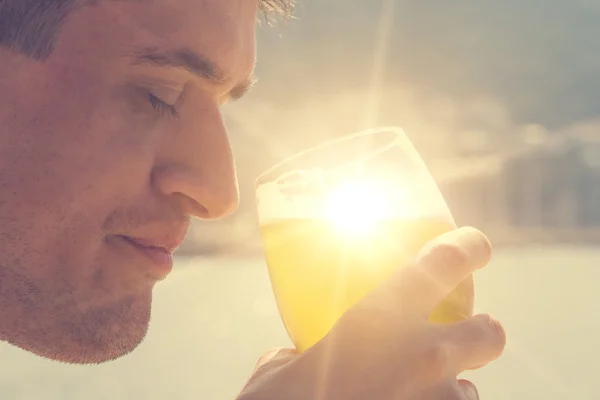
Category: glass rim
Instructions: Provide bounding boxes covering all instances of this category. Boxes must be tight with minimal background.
[255,126,406,187]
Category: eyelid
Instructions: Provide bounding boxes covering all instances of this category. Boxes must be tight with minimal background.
[149,87,183,106]
[133,76,185,104]
[149,91,175,107]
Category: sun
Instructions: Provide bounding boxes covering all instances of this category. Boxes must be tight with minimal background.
[321,179,393,239]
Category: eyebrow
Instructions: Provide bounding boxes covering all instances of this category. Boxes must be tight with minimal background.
[129,46,256,101]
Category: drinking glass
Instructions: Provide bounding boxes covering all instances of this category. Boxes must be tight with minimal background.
[255,127,472,352]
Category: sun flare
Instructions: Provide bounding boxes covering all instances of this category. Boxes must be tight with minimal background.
[322,179,394,238]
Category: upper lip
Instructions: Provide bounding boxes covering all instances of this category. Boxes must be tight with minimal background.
[121,225,189,254]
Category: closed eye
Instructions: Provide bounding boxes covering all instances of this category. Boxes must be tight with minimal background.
[148,93,180,120]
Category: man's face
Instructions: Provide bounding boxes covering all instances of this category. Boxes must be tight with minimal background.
[0,0,256,363]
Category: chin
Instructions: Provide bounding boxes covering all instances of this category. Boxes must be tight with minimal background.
[7,291,154,365]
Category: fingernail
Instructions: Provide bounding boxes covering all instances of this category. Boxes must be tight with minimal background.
[419,227,492,272]
[460,381,479,400]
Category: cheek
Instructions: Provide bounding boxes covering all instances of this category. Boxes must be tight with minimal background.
[20,83,158,200]
[0,85,161,263]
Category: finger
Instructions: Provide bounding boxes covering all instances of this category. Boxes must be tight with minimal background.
[254,348,297,371]
[458,380,479,400]
[442,313,506,372]
[396,227,491,316]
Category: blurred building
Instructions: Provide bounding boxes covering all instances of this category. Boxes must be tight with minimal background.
[438,132,600,244]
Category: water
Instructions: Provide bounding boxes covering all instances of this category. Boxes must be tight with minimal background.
[0,246,599,399]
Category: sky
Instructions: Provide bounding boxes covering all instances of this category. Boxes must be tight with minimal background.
[251,0,600,129]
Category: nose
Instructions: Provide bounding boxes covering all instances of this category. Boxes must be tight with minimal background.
[152,100,239,220]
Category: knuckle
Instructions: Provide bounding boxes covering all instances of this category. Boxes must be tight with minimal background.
[343,301,399,336]
[418,342,449,380]
[254,348,296,374]
[256,348,280,367]
[426,343,447,366]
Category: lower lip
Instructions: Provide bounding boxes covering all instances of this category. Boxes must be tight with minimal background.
[117,236,173,279]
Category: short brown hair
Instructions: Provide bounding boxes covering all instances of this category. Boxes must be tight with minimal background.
[0,0,295,60]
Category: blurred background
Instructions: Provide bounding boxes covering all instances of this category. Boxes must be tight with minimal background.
[3,0,600,398]
[182,0,600,254]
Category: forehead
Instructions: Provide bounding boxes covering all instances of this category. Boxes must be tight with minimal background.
[57,0,258,78]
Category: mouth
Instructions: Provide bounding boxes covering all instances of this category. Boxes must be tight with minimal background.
[115,235,175,280]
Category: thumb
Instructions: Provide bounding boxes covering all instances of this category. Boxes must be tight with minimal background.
[458,379,479,400]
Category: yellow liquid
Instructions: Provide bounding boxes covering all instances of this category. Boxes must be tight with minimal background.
[260,218,473,352]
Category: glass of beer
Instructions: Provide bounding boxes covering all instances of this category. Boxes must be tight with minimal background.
[255,127,472,352]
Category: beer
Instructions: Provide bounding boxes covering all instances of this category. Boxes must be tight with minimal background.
[260,218,471,352]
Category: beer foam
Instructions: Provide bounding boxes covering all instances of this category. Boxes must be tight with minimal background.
[256,169,326,220]
[256,168,454,224]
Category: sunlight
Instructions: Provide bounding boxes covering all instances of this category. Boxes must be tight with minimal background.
[321,179,394,239]
[363,0,396,127]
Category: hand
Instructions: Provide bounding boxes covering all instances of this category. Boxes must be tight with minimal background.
[238,227,506,400]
